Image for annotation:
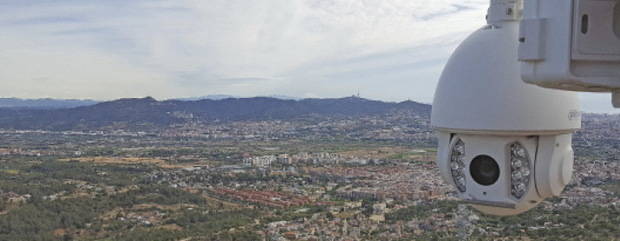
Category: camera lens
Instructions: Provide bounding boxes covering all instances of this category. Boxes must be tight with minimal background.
[470,155,500,186]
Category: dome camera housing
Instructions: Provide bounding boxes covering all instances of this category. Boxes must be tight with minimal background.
[431,0,581,216]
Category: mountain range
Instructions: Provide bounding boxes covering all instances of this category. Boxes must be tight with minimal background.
[0,96,431,131]
[0,95,304,110]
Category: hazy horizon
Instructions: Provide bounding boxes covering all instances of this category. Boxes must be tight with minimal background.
[2,93,620,114]
[1,0,618,113]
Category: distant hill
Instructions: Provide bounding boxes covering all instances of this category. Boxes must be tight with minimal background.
[0,98,98,109]
[171,94,301,101]
[0,96,431,131]
[171,95,237,101]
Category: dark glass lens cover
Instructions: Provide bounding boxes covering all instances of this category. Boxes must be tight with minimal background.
[470,155,500,186]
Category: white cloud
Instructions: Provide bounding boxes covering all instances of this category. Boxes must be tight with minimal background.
[0,0,487,98]
[0,43,181,100]
[0,0,614,112]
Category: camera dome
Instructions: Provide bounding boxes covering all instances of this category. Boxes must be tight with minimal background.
[431,21,581,134]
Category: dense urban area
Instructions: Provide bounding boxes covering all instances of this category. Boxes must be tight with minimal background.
[0,99,618,241]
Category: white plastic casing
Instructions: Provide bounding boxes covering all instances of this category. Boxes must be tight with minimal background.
[519,0,620,105]
[436,133,575,216]
[432,21,581,134]
[432,1,581,215]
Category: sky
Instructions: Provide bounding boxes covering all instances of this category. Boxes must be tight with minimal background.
[0,0,616,113]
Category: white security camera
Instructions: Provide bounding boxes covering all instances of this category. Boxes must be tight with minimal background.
[431,0,582,216]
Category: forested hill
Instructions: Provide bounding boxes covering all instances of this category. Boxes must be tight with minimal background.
[0,96,431,131]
